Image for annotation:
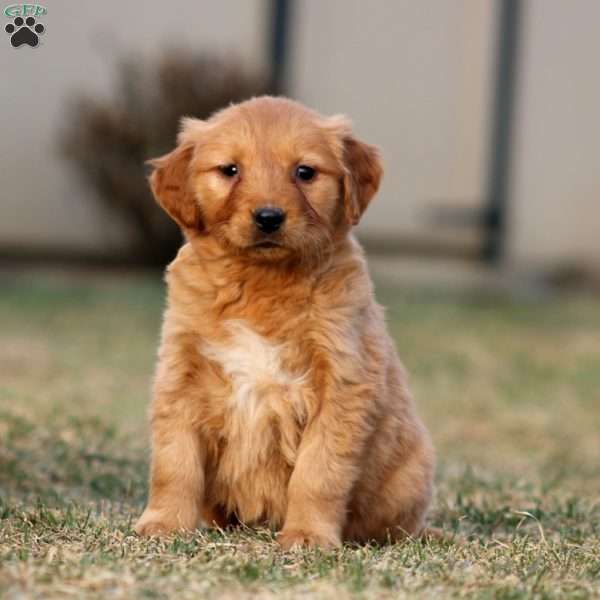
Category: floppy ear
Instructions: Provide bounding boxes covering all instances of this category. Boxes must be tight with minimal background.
[148,143,201,230]
[342,136,383,226]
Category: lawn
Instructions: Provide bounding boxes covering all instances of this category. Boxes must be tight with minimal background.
[1,268,599,599]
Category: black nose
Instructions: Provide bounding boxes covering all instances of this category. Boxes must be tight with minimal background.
[254,207,286,233]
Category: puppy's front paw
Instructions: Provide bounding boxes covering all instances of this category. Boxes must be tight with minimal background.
[135,509,183,537]
[277,528,341,551]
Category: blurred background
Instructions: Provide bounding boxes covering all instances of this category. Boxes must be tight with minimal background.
[1,0,599,280]
[1,0,599,544]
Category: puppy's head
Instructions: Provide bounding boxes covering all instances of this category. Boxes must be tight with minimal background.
[149,97,382,262]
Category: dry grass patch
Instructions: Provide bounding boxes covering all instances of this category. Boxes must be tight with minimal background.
[1,272,599,598]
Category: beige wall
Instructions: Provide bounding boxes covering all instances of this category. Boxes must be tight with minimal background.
[0,0,268,253]
[289,0,495,246]
[508,0,600,270]
[2,0,599,271]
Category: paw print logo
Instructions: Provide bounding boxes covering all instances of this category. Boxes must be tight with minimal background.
[5,16,45,48]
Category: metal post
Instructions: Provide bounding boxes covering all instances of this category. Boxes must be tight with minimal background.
[483,0,523,262]
[269,0,293,95]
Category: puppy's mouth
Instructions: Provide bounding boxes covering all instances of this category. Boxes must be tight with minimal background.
[251,240,282,250]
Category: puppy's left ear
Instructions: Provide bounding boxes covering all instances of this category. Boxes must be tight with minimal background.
[342,135,383,226]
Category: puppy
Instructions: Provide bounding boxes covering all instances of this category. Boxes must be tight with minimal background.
[135,96,434,549]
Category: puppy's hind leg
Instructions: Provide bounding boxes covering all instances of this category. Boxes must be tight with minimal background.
[345,441,434,544]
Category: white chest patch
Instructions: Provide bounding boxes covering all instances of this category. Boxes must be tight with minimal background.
[200,321,307,477]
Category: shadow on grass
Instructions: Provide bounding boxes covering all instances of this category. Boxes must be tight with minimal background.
[0,410,148,506]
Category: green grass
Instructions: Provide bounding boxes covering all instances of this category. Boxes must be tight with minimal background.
[1,271,599,599]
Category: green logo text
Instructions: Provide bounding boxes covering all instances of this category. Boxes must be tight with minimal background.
[4,4,47,17]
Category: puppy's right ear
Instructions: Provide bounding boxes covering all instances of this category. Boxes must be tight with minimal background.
[148,143,201,230]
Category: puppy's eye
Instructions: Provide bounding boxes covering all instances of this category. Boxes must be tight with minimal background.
[295,165,316,182]
[219,164,239,177]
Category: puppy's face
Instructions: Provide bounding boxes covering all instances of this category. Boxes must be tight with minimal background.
[149,97,382,263]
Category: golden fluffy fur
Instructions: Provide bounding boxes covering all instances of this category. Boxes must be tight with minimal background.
[135,96,434,548]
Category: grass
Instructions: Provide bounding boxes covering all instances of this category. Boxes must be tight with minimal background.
[1,269,599,599]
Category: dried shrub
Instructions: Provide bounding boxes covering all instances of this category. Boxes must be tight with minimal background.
[61,49,270,266]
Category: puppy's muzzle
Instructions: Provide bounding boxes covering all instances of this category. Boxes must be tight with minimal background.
[254,207,286,234]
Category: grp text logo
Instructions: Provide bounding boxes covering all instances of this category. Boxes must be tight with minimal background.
[4,4,46,47]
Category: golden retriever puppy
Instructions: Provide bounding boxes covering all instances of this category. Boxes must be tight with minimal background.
[135,96,434,549]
